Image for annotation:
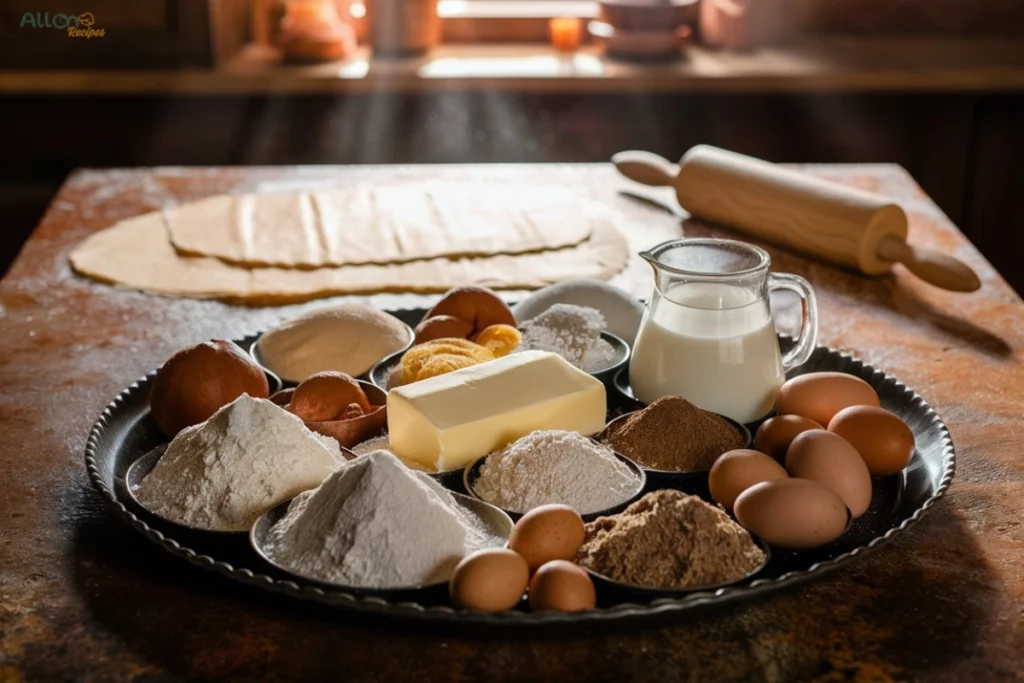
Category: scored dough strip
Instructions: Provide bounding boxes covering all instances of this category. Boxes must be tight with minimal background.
[164,184,600,269]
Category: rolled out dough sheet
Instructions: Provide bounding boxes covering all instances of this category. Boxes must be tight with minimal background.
[164,184,598,268]
[69,211,629,305]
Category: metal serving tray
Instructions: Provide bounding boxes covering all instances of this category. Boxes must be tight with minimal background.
[84,308,954,632]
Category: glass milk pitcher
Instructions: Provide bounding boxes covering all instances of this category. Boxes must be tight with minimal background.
[630,238,818,424]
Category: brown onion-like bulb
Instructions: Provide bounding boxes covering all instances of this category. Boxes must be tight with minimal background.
[287,371,370,422]
[150,340,269,437]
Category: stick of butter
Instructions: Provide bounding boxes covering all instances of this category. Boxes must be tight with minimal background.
[387,350,606,471]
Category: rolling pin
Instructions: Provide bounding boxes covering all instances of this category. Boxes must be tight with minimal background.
[613,145,981,292]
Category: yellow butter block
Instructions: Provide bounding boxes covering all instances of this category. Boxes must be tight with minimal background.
[387,350,607,471]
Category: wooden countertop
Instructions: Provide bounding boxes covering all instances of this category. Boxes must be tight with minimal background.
[1,163,1023,681]
[2,37,1024,95]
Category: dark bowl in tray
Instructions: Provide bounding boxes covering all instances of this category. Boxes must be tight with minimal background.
[612,363,782,435]
[598,408,751,494]
[124,446,246,537]
[345,431,469,493]
[249,317,415,388]
[125,426,358,538]
[462,444,646,522]
[249,491,514,600]
[369,347,408,391]
[370,331,631,392]
[583,535,771,601]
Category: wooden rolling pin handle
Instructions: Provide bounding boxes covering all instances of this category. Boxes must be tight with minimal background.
[876,235,981,293]
[611,151,679,187]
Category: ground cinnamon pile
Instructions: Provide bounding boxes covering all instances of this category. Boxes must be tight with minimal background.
[576,490,764,589]
[604,396,745,471]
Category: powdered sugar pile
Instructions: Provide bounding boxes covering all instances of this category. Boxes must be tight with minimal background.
[473,430,640,515]
[265,450,503,588]
[135,394,343,531]
[518,304,619,372]
[512,279,646,344]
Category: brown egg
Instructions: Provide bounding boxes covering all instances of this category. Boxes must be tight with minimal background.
[776,372,880,428]
[709,449,789,512]
[734,478,849,550]
[754,415,823,460]
[509,504,586,571]
[528,560,596,612]
[785,429,872,518]
[449,548,529,612]
[829,405,915,477]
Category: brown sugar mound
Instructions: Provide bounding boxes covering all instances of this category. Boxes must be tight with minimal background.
[577,490,764,589]
[605,396,745,471]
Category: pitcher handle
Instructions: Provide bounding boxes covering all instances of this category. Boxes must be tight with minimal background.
[769,273,818,371]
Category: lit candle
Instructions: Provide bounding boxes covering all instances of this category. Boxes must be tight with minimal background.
[549,17,581,52]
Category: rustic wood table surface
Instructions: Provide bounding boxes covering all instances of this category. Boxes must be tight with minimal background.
[1,164,1022,682]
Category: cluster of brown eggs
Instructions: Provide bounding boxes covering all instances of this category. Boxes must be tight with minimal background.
[710,372,915,549]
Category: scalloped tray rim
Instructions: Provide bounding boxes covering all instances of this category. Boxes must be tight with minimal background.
[84,320,955,627]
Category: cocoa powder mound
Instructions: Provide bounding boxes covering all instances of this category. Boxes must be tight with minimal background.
[576,490,764,589]
[605,396,745,471]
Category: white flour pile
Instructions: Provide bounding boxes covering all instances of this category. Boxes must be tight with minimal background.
[135,394,343,531]
[518,304,619,372]
[264,450,502,588]
[474,430,640,515]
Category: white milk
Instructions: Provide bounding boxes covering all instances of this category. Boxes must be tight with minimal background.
[629,281,784,423]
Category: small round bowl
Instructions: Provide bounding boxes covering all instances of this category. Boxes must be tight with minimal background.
[611,366,643,409]
[126,422,358,535]
[589,330,631,386]
[348,435,470,492]
[369,347,408,391]
[462,443,647,522]
[599,405,752,494]
[249,317,415,387]
[263,367,284,395]
[588,20,691,61]
[597,0,699,31]
[123,447,245,537]
[270,379,388,450]
[370,331,631,392]
[612,367,775,433]
[582,536,771,601]
[124,446,244,536]
[269,378,385,408]
[249,490,513,599]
